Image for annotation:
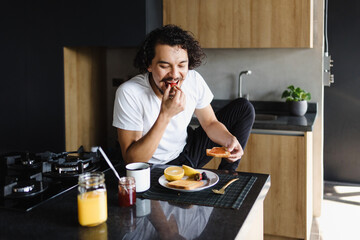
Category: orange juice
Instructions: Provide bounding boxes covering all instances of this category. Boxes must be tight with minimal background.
[78,190,107,227]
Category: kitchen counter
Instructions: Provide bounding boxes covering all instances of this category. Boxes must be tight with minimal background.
[0,166,270,240]
[191,100,317,132]
[250,100,317,132]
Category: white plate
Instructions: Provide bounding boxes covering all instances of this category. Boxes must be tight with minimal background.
[158,169,219,192]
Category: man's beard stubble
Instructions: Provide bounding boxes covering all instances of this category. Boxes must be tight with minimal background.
[150,73,182,96]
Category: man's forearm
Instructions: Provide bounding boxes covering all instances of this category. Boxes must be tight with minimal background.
[123,113,171,163]
[203,121,236,148]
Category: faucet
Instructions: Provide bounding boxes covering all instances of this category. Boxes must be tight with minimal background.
[238,70,252,98]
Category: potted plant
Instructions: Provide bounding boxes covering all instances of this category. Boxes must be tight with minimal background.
[281,85,311,116]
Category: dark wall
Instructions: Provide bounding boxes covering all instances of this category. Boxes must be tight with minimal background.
[0,0,161,153]
[324,1,360,183]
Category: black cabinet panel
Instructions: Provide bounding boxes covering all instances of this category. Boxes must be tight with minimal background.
[1,0,30,152]
[324,0,360,183]
[103,1,146,47]
[0,1,161,153]
[61,0,106,46]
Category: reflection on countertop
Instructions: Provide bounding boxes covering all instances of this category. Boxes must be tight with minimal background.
[76,200,212,240]
[120,201,213,240]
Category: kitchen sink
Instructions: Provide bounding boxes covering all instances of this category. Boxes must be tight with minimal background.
[210,100,279,121]
[255,114,278,121]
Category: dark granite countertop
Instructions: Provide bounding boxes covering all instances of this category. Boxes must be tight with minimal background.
[251,100,317,132]
[191,100,317,132]
[0,165,270,240]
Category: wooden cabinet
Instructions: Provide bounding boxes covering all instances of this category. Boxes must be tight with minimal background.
[204,131,313,239]
[64,47,107,151]
[240,132,313,239]
[163,0,313,48]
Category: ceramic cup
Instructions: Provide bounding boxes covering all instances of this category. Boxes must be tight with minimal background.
[126,162,150,192]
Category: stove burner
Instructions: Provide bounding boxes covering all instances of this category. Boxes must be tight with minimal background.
[42,148,102,179]
[6,152,44,171]
[13,182,35,193]
[55,162,90,174]
[21,153,35,165]
[6,180,48,199]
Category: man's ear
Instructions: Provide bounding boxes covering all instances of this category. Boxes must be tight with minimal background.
[147,66,152,73]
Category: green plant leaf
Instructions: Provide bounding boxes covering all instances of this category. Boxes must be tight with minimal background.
[291,91,299,99]
[294,87,302,95]
[281,90,290,98]
[282,85,311,102]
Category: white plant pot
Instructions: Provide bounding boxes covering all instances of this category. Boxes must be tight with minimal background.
[289,101,308,116]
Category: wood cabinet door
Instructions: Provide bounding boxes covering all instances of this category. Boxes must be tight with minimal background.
[163,0,313,48]
[238,133,312,239]
[64,47,107,152]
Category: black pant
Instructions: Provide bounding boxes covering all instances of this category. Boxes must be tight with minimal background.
[168,98,255,171]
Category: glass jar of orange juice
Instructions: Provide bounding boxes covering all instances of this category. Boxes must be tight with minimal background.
[77,172,107,227]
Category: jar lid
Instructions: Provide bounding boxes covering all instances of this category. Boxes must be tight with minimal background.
[119,176,135,186]
[78,172,105,186]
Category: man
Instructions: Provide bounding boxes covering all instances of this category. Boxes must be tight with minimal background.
[113,25,254,170]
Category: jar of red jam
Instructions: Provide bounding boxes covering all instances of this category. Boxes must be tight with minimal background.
[118,177,136,207]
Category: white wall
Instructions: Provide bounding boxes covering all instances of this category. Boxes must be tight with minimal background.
[197,48,322,102]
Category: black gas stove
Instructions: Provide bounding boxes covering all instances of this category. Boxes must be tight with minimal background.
[0,146,118,211]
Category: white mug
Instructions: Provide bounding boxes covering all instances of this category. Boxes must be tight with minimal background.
[126,162,151,192]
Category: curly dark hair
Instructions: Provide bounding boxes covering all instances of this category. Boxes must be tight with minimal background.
[134,24,206,73]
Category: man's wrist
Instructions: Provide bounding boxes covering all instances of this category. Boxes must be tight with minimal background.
[157,111,172,125]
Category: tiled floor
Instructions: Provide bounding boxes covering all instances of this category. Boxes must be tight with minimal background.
[310,181,360,240]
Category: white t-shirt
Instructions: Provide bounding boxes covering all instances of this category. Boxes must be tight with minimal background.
[113,70,213,164]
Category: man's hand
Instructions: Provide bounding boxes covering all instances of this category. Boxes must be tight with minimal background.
[195,105,244,162]
[160,84,186,118]
[225,136,244,162]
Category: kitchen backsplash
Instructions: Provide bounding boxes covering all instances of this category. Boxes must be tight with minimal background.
[198,48,322,101]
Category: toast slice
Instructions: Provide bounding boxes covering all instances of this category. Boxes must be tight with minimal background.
[206,147,231,158]
[167,179,204,190]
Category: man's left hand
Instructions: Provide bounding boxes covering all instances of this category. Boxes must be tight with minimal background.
[226,137,244,162]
